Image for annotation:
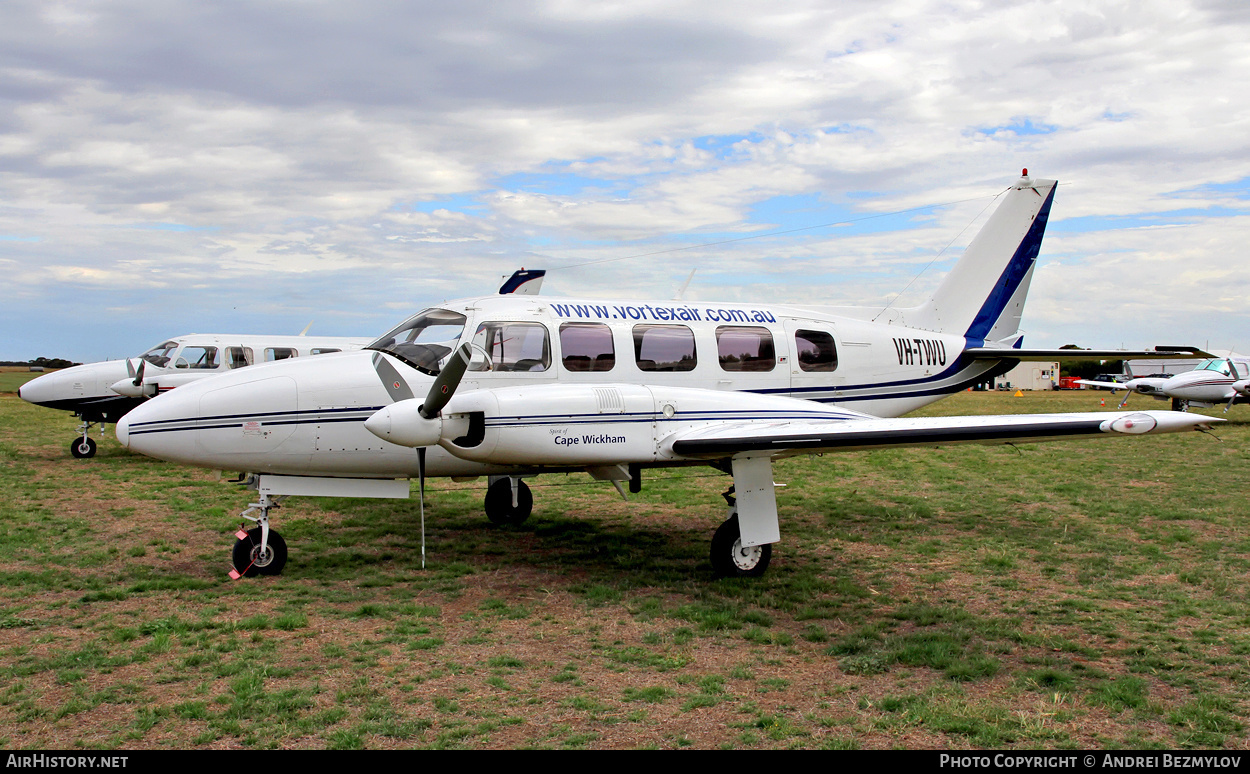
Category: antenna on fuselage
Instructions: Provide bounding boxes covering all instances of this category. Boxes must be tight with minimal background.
[870,189,1005,323]
[674,269,696,302]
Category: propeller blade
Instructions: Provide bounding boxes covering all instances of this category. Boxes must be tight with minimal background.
[126,358,135,379]
[371,351,416,402]
[419,343,473,420]
[133,360,145,387]
[418,446,427,569]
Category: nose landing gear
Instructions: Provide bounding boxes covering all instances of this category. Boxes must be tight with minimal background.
[69,420,104,458]
[229,493,288,578]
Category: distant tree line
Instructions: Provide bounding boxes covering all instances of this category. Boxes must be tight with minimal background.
[0,357,80,369]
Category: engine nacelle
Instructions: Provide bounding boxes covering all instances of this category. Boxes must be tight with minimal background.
[440,384,659,465]
[435,383,863,466]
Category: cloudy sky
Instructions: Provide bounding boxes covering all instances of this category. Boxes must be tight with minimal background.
[2,0,1247,362]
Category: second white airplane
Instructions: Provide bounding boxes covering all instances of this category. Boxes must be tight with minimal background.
[115,171,1218,579]
[1080,355,1250,412]
[20,332,371,458]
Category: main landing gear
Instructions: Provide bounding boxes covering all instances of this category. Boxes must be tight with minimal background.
[484,476,532,524]
[230,492,288,578]
[710,489,772,578]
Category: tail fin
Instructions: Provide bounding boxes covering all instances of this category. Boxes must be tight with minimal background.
[910,171,1056,345]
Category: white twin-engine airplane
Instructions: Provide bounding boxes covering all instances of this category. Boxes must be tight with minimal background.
[19,332,371,458]
[115,172,1218,579]
[1079,355,1250,412]
[19,270,543,460]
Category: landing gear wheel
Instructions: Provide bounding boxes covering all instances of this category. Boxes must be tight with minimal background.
[1172,397,1190,412]
[231,527,288,577]
[484,478,533,525]
[710,515,772,578]
[70,437,97,459]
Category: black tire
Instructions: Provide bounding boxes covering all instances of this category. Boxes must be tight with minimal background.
[70,437,97,459]
[231,528,288,577]
[710,514,772,578]
[484,478,533,525]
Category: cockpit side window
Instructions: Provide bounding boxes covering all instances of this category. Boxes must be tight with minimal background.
[141,341,178,368]
[470,322,551,372]
[367,309,468,375]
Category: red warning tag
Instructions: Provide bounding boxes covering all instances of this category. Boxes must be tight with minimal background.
[228,569,242,580]
[235,530,249,540]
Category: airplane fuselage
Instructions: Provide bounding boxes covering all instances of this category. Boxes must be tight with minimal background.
[1160,358,1250,405]
[115,295,1005,479]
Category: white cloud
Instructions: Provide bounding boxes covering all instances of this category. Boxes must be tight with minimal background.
[0,0,1248,361]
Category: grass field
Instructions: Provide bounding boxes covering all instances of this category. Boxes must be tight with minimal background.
[2,372,1248,749]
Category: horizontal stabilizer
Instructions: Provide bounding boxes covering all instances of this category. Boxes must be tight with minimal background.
[965,346,1212,361]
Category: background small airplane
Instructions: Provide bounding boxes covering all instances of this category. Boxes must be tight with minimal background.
[113,171,1219,579]
[1079,354,1250,412]
[19,270,539,460]
[19,331,370,458]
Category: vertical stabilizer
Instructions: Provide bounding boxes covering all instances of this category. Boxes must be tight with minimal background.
[499,269,546,295]
[912,172,1056,344]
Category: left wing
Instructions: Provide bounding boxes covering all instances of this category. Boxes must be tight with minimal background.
[666,410,1217,458]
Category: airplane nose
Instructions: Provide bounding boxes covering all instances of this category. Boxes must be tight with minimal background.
[16,372,56,405]
[115,415,131,448]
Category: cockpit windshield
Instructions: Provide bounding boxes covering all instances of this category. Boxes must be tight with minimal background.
[366,309,468,375]
[141,341,178,368]
[1196,359,1234,376]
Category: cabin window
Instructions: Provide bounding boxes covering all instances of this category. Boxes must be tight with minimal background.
[367,308,468,375]
[175,346,219,369]
[226,347,253,369]
[716,326,776,372]
[633,324,697,372]
[310,348,340,355]
[265,347,298,361]
[795,330,837,372]
[560,323,615,372]
[471,321,551,372]
[141,341,178,367]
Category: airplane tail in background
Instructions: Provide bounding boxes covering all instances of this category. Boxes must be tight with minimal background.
[907,171,1057,345]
